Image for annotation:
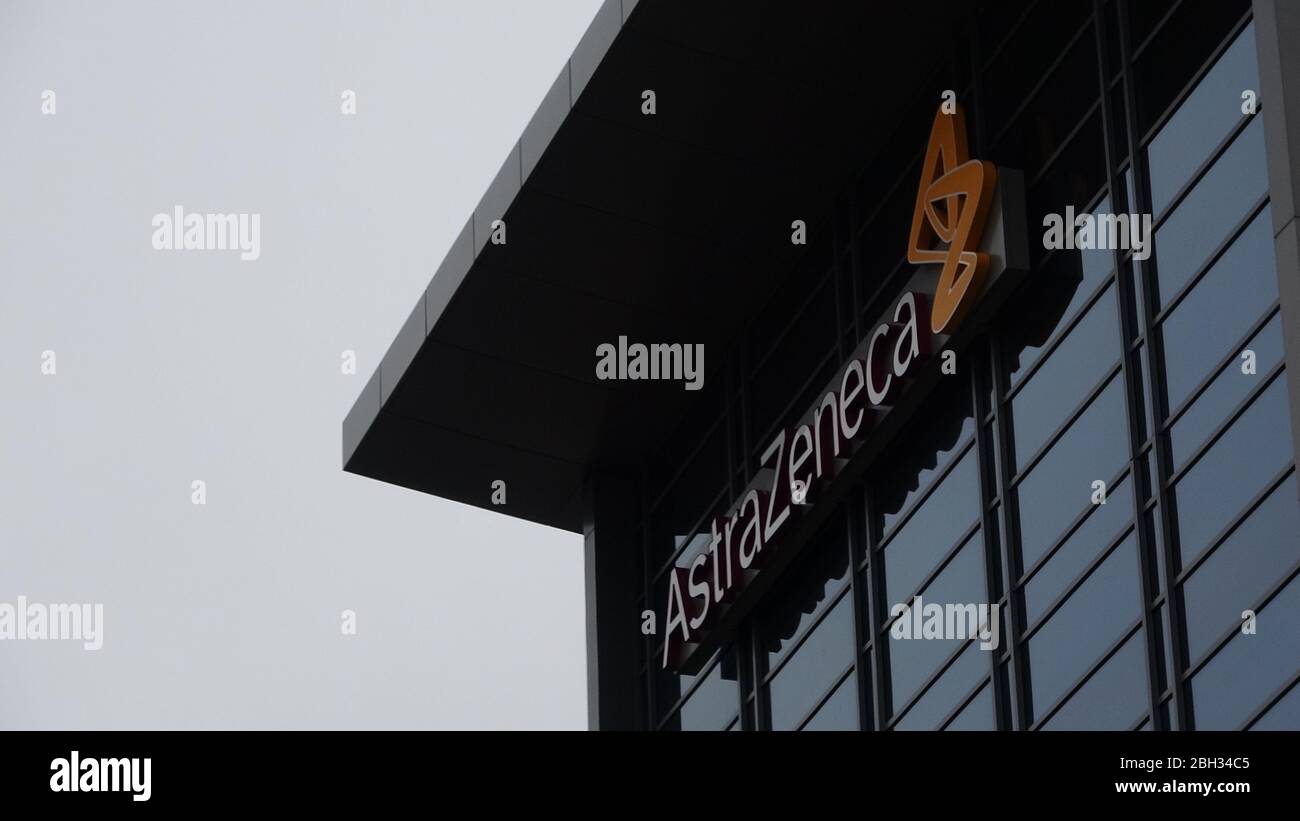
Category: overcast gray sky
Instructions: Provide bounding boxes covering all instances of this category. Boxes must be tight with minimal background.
[0,0,600,730]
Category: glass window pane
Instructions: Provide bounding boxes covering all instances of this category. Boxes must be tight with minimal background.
[1173,376,1294,564]
[768,593,855,731]
[1192,573,1300,730]
[894,637,990,730]
[1170,311,1285,468]
[1016,376,1129,568]
[1011,284,1121,470]
[877,376,977,537]
[1147,23,1260,216]
[1249,682,1300,730]
[1028,534,1141,719]
[759,513,850,670]
[1183,476,1300,663]
[654,645,720,724]
[1004,204,1116,386]
[1152,115,1267,304]
[1133,0,1252,138]
[672,649,740,731]
[1024,472,1134,625]
[1041,630,1147,730]
[887,533,988,713]
[1160,208,1276,413]
[944,681,996,730]
[882,448,981,604]
[800,672,859,731]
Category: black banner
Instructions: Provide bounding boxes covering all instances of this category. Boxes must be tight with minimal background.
[3,730,1291,808]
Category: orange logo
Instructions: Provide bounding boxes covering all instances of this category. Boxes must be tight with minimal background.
[907,104,997,335]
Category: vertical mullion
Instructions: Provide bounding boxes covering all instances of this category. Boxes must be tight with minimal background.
[737,627,755,732]
[1116,0,1192,730]
[863,492,892,731]
[846,494,872,729]
[990,335,1033,728]
[971,340,1008,729]
[752,625,771,731]
[1092,0,1166,732]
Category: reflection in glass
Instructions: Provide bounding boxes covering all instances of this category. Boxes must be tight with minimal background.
[670,648,740,731]
[1011,284,1120,470]
[760,512,850,671]
[877,374,976,537]
[1004,199,1113,385]
[882,449,981,606]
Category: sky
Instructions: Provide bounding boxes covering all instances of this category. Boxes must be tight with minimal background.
[0,0,602,730]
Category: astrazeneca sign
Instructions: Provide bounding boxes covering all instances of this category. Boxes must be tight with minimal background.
[661,105,1028,672]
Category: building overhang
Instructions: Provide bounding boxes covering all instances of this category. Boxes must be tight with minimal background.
[342,0,977,532]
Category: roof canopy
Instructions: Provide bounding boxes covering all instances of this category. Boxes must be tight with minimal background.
[343,0,974,532]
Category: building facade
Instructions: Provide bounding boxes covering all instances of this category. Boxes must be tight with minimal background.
[344,0,1300,730]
